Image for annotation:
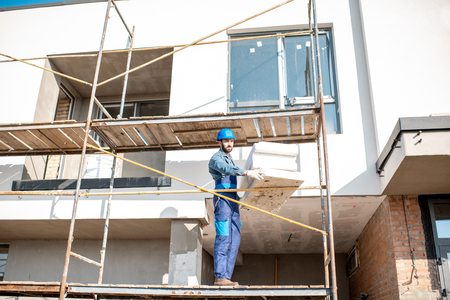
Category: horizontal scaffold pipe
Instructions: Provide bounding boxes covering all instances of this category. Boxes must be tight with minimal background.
[86,143,328,236]
[0,186,325,197]
[0,30,314,64]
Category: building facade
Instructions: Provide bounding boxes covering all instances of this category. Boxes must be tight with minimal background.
[0,0,449,299]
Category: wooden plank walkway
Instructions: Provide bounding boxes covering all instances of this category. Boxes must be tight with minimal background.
[0,281,329,298]
[0,108,319,156]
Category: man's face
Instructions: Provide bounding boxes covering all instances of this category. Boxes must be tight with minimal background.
[219,138,234,154]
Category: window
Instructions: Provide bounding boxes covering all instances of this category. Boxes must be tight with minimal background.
[228,28,340,133]
[98,100,169,120]
[346,242,360,276]
[87,100,170,179]
[97,100,169,147]
[44,84,74,180]
[0,244,9,281]
[429,199,450,298]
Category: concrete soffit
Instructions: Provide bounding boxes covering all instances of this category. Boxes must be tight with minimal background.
[376,115,450,196]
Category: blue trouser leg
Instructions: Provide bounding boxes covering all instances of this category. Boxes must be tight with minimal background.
[213,194,240,279]
[226,205,241,279]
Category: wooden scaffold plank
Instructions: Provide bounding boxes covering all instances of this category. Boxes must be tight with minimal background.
[132,124,161,147]
[97,125,135,148]
[8,130,51,150]
[121,126,148,147]
[38,128,80,150]
[28,129,60,150]
[0,131,30,151]
[303,114,316,135]
[272,115,289,137]
[147,123,180,148]
[71,127,100,148]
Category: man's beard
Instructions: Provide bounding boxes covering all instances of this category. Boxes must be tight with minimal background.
[220,143,233,154]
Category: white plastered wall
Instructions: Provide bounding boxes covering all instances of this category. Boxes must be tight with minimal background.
[358,0,450,149]
[4,0,441,212]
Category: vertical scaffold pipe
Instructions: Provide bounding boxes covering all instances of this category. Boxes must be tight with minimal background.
[59,1,113,299]
[311,0,338,299]
[99,26,135,284]
[308,0,329,291]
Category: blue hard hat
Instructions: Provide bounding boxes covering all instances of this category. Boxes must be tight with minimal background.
[216,128,236,141]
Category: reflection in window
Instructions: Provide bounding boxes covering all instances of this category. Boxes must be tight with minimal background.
[434,204,450,238]
[229,28,339,133]
[229,37,279,104]
[0,245,9,281]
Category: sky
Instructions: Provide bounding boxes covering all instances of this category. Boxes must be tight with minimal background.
[0,0,106,8]
[0,0,64,7]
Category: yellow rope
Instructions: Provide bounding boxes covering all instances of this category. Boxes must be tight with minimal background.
[0,30,314,64]
[0,53,92,86]
[86,143,327,235]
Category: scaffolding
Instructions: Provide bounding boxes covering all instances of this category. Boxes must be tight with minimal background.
[0,0,338,299]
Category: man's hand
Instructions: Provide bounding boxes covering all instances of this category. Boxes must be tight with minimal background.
[246,169,265,180]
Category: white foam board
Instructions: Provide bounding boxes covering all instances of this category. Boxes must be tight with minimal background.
[251,153,297,172]
[240,168,303,212]
[243,142,299,171]
[252,141,298,156]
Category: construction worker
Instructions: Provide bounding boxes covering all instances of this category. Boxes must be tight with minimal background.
[208,128,264,286]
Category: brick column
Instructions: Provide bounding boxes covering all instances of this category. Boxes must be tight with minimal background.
[349,196,440,300]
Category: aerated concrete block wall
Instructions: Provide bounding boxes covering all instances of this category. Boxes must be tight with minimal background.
[4,239,170,284]
[233,253,350,300]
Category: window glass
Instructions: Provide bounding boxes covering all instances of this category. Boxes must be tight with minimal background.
[436,221,450,238]
[285,35,314,98]
[0,245,9,281]
[104,104,134,119]
[140,100,169,117]
[434,204,450,238]
[230,37,279,106]
[285,33,332,98]
[229,29,339,133]
[319,34,332,96]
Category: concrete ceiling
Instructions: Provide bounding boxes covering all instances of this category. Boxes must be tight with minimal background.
[203,195,386,255]
[49,47,173,99]
[0,196,385,255]
[383,154,450,195]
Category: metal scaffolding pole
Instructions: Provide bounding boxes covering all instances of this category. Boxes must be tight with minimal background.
[311,0,338,299]
[308,0,330,293]
[59,1,113,299]
[98,26,135,284]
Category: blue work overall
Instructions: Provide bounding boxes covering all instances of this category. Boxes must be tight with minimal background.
[213,174,241,279]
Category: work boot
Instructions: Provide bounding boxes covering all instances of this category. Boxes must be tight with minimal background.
[214,277,239,286]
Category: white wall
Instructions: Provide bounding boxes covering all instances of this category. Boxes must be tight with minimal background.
[1,0,448,201]
[359,0,450,149]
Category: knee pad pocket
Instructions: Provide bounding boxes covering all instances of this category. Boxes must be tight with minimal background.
[215,219,230,236]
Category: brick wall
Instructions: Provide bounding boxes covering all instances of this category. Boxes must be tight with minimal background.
[349,196,440,300]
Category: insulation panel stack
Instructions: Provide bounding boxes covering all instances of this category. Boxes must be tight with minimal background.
[240,142,303,212]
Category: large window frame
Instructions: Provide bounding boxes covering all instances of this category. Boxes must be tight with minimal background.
[429,198,450,299]
[228,27,340,133]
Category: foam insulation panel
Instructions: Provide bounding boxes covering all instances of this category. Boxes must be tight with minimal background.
[240,142,303,212]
